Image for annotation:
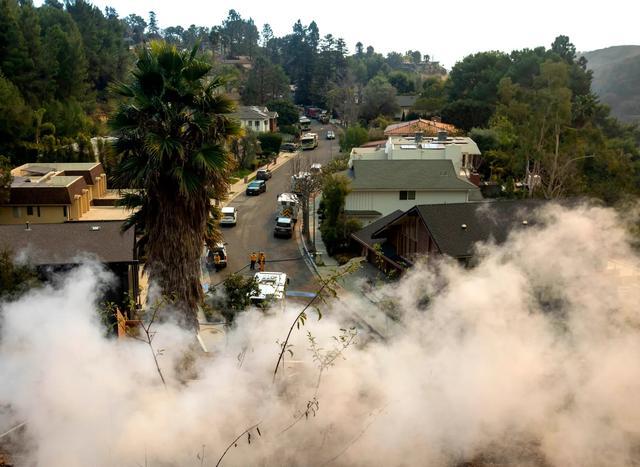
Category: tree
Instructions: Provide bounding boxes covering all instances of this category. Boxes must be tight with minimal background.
[257,132,282,156]
[291,152,322,243]
[230,129,260,170]
[241,56,289,105]
[124,13,146,44]
[147,10,159,38]
[319,174,359,256]
[0,155,12,203]
[222,273,258,322]
[447,51,511,104]
[0,248,38,299]
[388,71,415,94]
[339,125,368,153]
[441,99,493,131]
[266,99,298,126]
[355,41,363,57]
[359,75,399,121]
[111,42,239,331]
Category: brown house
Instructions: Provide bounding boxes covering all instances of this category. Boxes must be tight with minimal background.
[1,162,108,224]
[353,200,549,274]
[0,220,139,307]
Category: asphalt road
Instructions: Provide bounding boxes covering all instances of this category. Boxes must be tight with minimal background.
[210,122,338,294]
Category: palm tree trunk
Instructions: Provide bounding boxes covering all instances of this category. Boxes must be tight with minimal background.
[146,188,208,331]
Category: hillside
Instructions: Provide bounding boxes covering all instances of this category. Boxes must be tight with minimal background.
[582,45,640,123]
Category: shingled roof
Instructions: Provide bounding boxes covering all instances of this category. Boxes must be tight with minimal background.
[347,159,479,191]
[0,221,136,265]
[373,200,549,259]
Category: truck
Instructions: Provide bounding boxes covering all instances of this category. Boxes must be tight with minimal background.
[299,116,311,131]
[300,132,318,150]
[249,272,289,305]
[276,192,300,222]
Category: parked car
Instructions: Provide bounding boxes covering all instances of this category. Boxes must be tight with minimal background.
[206,243,228,271]
[219,206,237,226]
[246,180,266,195]
[273,217,294,238]
[256,168,272,180]
[281,142,299,152]
[326,130,335,140]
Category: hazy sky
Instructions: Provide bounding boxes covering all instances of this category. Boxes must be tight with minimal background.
[46,0,640,68]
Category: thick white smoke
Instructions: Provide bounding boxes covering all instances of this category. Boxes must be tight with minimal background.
[1,203,639,466]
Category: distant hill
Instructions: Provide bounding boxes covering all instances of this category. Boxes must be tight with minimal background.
[581,45,640,123]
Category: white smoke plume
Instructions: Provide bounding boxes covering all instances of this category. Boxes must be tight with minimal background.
[1,203,639,466]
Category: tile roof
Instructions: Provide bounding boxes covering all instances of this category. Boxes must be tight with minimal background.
[0,221,136,265]
[384,118,458,136]
[347,159,479,191]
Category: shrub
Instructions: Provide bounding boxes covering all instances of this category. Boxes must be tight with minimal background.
[257,132,283,155]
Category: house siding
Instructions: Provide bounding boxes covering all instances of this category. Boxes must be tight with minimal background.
[346,190,469,224]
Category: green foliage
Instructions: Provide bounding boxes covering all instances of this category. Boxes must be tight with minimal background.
[241,56,290,105]
[360,75,399,121]
[266,99,299,126]
[222,273,258,322]
[319,175,361,256]
[388,71,416,94]
[257,132,283,156]
[0,248,39,300]
[441,99,493,131]
[231,129,260,170]
[339,125,368,153]
[0,155,12,203]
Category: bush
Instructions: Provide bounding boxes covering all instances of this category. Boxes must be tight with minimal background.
[279,124,300,136]
[339,125,368,153]
[257,132,283,155]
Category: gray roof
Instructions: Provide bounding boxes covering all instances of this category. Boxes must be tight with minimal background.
[396,95,418,108]
[0,221,136,265]
[351,210,403,248]
[348,159,479,191]
[231,105,272,120]
[374,200,550,258]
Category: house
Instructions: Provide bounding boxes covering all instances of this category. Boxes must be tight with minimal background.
[0,220,139,306]
[342,159,481,225]
[384,118,459,137]
[231,106,278,133]
[394,95,419,120]
[353,200,548,274]
[350,132,482,177]
[1,162,110,225]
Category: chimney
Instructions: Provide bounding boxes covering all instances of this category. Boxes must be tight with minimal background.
[25,221,31,231]
[437,130,448,142]
[414,131,423,143]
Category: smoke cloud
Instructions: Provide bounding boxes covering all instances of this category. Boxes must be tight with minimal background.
[1,203,639,466]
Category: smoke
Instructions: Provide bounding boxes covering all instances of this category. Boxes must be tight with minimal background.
[1,203,640,466]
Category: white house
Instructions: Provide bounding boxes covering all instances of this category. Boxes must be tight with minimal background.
[343,159,482,225]
[231,106,278,133]
[349,133,482,178]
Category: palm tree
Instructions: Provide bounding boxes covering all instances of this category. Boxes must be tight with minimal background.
[111,42,239,330]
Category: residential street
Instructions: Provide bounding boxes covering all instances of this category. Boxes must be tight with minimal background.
[208,122,338,294]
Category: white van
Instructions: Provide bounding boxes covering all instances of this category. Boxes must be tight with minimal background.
[220,206,237,226]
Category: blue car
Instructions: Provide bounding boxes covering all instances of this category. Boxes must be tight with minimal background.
[246,180,266,195]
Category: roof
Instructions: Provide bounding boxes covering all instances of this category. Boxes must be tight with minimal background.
[373,200,550,258]
[348,159,479,191]
[231,105,272,120]
[0,221,136,265]
[351,210,404,248]
[385,118,458,136]
[396,95,419,108]
[8,176,88,205]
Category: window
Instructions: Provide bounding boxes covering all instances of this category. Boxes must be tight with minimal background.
[254,120,260,128]
[399,191,416,200]
[27,206,34,216]
[63,206,68,218]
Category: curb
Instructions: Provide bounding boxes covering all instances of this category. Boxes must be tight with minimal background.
[222,151,296,206]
